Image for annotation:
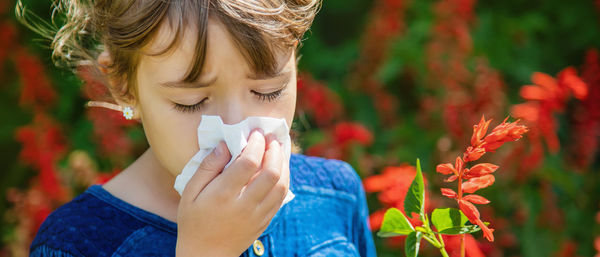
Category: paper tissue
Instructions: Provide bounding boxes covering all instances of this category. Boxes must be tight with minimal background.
[174,115,295,207]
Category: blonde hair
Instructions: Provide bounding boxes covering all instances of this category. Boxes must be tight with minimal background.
[16,0,322,103]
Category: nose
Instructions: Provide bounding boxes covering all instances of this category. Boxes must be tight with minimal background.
[217,97,247,125]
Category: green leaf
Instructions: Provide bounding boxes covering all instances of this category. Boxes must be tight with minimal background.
[432,208,490,234]
[405,231,422,257]
[404,159,425,218]
[431,208,468,231]
[437,225,482,235]
[377,208,415,237]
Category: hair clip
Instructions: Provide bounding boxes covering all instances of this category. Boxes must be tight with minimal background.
[86,101,134,120]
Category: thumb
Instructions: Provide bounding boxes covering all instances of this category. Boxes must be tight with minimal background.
[181,141,231,201]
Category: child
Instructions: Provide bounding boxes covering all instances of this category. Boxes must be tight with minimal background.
[19,0,377,256]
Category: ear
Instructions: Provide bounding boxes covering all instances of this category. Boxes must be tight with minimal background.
[97,50,141,120]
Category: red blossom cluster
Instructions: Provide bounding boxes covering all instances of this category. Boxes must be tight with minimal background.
[568,49,600,170]
[306,121,374,160]
[424,0,506,142]
[296,73,374,161]
[511,67,588,172]
[296,73,343,126]
[438,116,528,242]
[2,12,137,255]
[15,114,68,201]
[347,0,404,126]
[362,165,429,247]
[7,45,71,257]
[441,234,485,257]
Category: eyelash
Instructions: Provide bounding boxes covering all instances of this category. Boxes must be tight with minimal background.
[173,88,284,113]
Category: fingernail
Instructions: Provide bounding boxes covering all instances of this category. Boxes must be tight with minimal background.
[254,128,264,136]
[265,134,276,144]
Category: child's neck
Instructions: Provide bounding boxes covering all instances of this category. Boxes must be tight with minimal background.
[102,147,181,223]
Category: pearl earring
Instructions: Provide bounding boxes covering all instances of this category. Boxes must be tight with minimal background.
[122,106,134,120]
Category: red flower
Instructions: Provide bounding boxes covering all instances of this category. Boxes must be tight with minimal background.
[363,165,428,229]
[334,122,374,147]
[470,116,491,147]
[438,115,527,243]
[462,194,490,205]
[482,117,528,152]
[442,234,486,257]
[459,199,494,242]
[463,163,498,179]
[436,163,457,175]
[461,175,495,194]
[441,188,458,198]
[296,73,343,126]
[511,66,588,172]
[16,49,56,108]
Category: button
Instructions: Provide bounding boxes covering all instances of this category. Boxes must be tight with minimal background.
[253,239,265,256]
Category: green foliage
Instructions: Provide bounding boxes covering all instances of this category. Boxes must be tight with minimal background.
[404,159,425,218]
[377,160,486,257]
[405,231,423,257]
[378,208,415,237]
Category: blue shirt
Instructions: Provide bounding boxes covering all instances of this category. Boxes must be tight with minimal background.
[30,153,377,257]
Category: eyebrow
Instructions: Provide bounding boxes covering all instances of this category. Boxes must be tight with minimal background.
[159,70,291,88]
[160,76,217,89]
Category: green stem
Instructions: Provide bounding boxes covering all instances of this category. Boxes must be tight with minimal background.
[439,247,450,257]
[422,234,441,248]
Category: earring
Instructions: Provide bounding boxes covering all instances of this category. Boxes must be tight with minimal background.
[122,106,134,120]
[85,101,136,120]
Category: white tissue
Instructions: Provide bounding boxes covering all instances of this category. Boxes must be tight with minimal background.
[174,115,295,207]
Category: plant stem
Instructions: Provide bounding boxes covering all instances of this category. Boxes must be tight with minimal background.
[439,247,450,257]
[457,162,465,257]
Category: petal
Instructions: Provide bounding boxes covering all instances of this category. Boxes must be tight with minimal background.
[461,174,495,193]
[458,199,480,224]
[520,85,549,100]
[463,146,486,162]
[436,163,456,175]
[471,115,491,146]
[362,175,391,192]
[466,163,498,177]
[558,66,588,100]
[463,194,490,204]
[531,72,559,93]
[441,188,458,199]
[475,219,495,242]
[444,175,459,183]
[455,157,464,172]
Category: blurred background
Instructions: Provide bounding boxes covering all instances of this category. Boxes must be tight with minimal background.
[1,0,599,256]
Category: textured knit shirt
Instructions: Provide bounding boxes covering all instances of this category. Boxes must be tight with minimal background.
[30,153,377,257]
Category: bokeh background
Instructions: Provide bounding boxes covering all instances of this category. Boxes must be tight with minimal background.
[1,0,599,256]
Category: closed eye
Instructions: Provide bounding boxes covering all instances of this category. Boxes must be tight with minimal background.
[173,87,285,113]
[173,98,208,113]
[252,87,284,102]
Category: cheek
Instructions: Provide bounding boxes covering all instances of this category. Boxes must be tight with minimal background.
[137,86,201,176]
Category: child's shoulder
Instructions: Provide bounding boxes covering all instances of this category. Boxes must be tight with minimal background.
[30,185,159,257]
[289,153,363,198]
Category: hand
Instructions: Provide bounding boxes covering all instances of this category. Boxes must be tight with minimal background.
[175,129,290,257]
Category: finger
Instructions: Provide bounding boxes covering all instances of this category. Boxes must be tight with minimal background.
[257,144,289,215]
[181,141,231,202]
[242,135,283,203]
[218,129,266,195]
[258,177,288,221]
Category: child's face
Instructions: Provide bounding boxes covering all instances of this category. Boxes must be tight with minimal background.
[134,18,297,177]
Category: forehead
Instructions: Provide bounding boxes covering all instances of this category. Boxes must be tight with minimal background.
[139,17,293,83]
